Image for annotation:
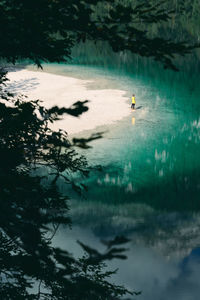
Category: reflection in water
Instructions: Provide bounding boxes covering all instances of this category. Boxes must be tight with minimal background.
[53,223,200,300]
[132,116,135,125]
[69,200,200,258]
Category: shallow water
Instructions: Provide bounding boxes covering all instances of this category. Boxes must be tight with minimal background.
[29,56,200,299]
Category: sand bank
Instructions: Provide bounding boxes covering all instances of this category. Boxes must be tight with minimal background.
[7,69,130,135]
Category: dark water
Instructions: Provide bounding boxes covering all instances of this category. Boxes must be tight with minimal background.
[33,47,200,299]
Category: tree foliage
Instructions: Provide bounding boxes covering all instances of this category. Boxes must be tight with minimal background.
[0,0,198,70]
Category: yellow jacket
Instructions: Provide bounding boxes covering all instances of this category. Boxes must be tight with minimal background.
[132,96,136,104]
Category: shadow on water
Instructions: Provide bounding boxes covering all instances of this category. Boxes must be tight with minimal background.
[136,105,142,110]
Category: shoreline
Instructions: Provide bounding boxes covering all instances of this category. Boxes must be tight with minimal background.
[7,69,130,135]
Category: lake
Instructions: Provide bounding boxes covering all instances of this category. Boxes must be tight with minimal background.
[30,50,200,300]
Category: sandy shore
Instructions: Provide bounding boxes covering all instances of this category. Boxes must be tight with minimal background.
[7,69,130,135]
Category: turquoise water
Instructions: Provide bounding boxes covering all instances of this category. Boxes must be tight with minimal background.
[37,62,200,209]
[29,56,200,299]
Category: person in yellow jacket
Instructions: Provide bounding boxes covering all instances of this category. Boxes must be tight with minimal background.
[131,94,136,109]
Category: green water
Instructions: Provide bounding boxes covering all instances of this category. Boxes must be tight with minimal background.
[38,58,200,210]
[30,50,200,299]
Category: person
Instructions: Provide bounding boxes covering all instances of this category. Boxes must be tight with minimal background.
[131,94,136,109]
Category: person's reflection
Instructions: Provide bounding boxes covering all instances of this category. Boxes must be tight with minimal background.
[132,117,135,125]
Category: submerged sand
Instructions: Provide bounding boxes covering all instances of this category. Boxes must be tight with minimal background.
[7,69,130,135]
